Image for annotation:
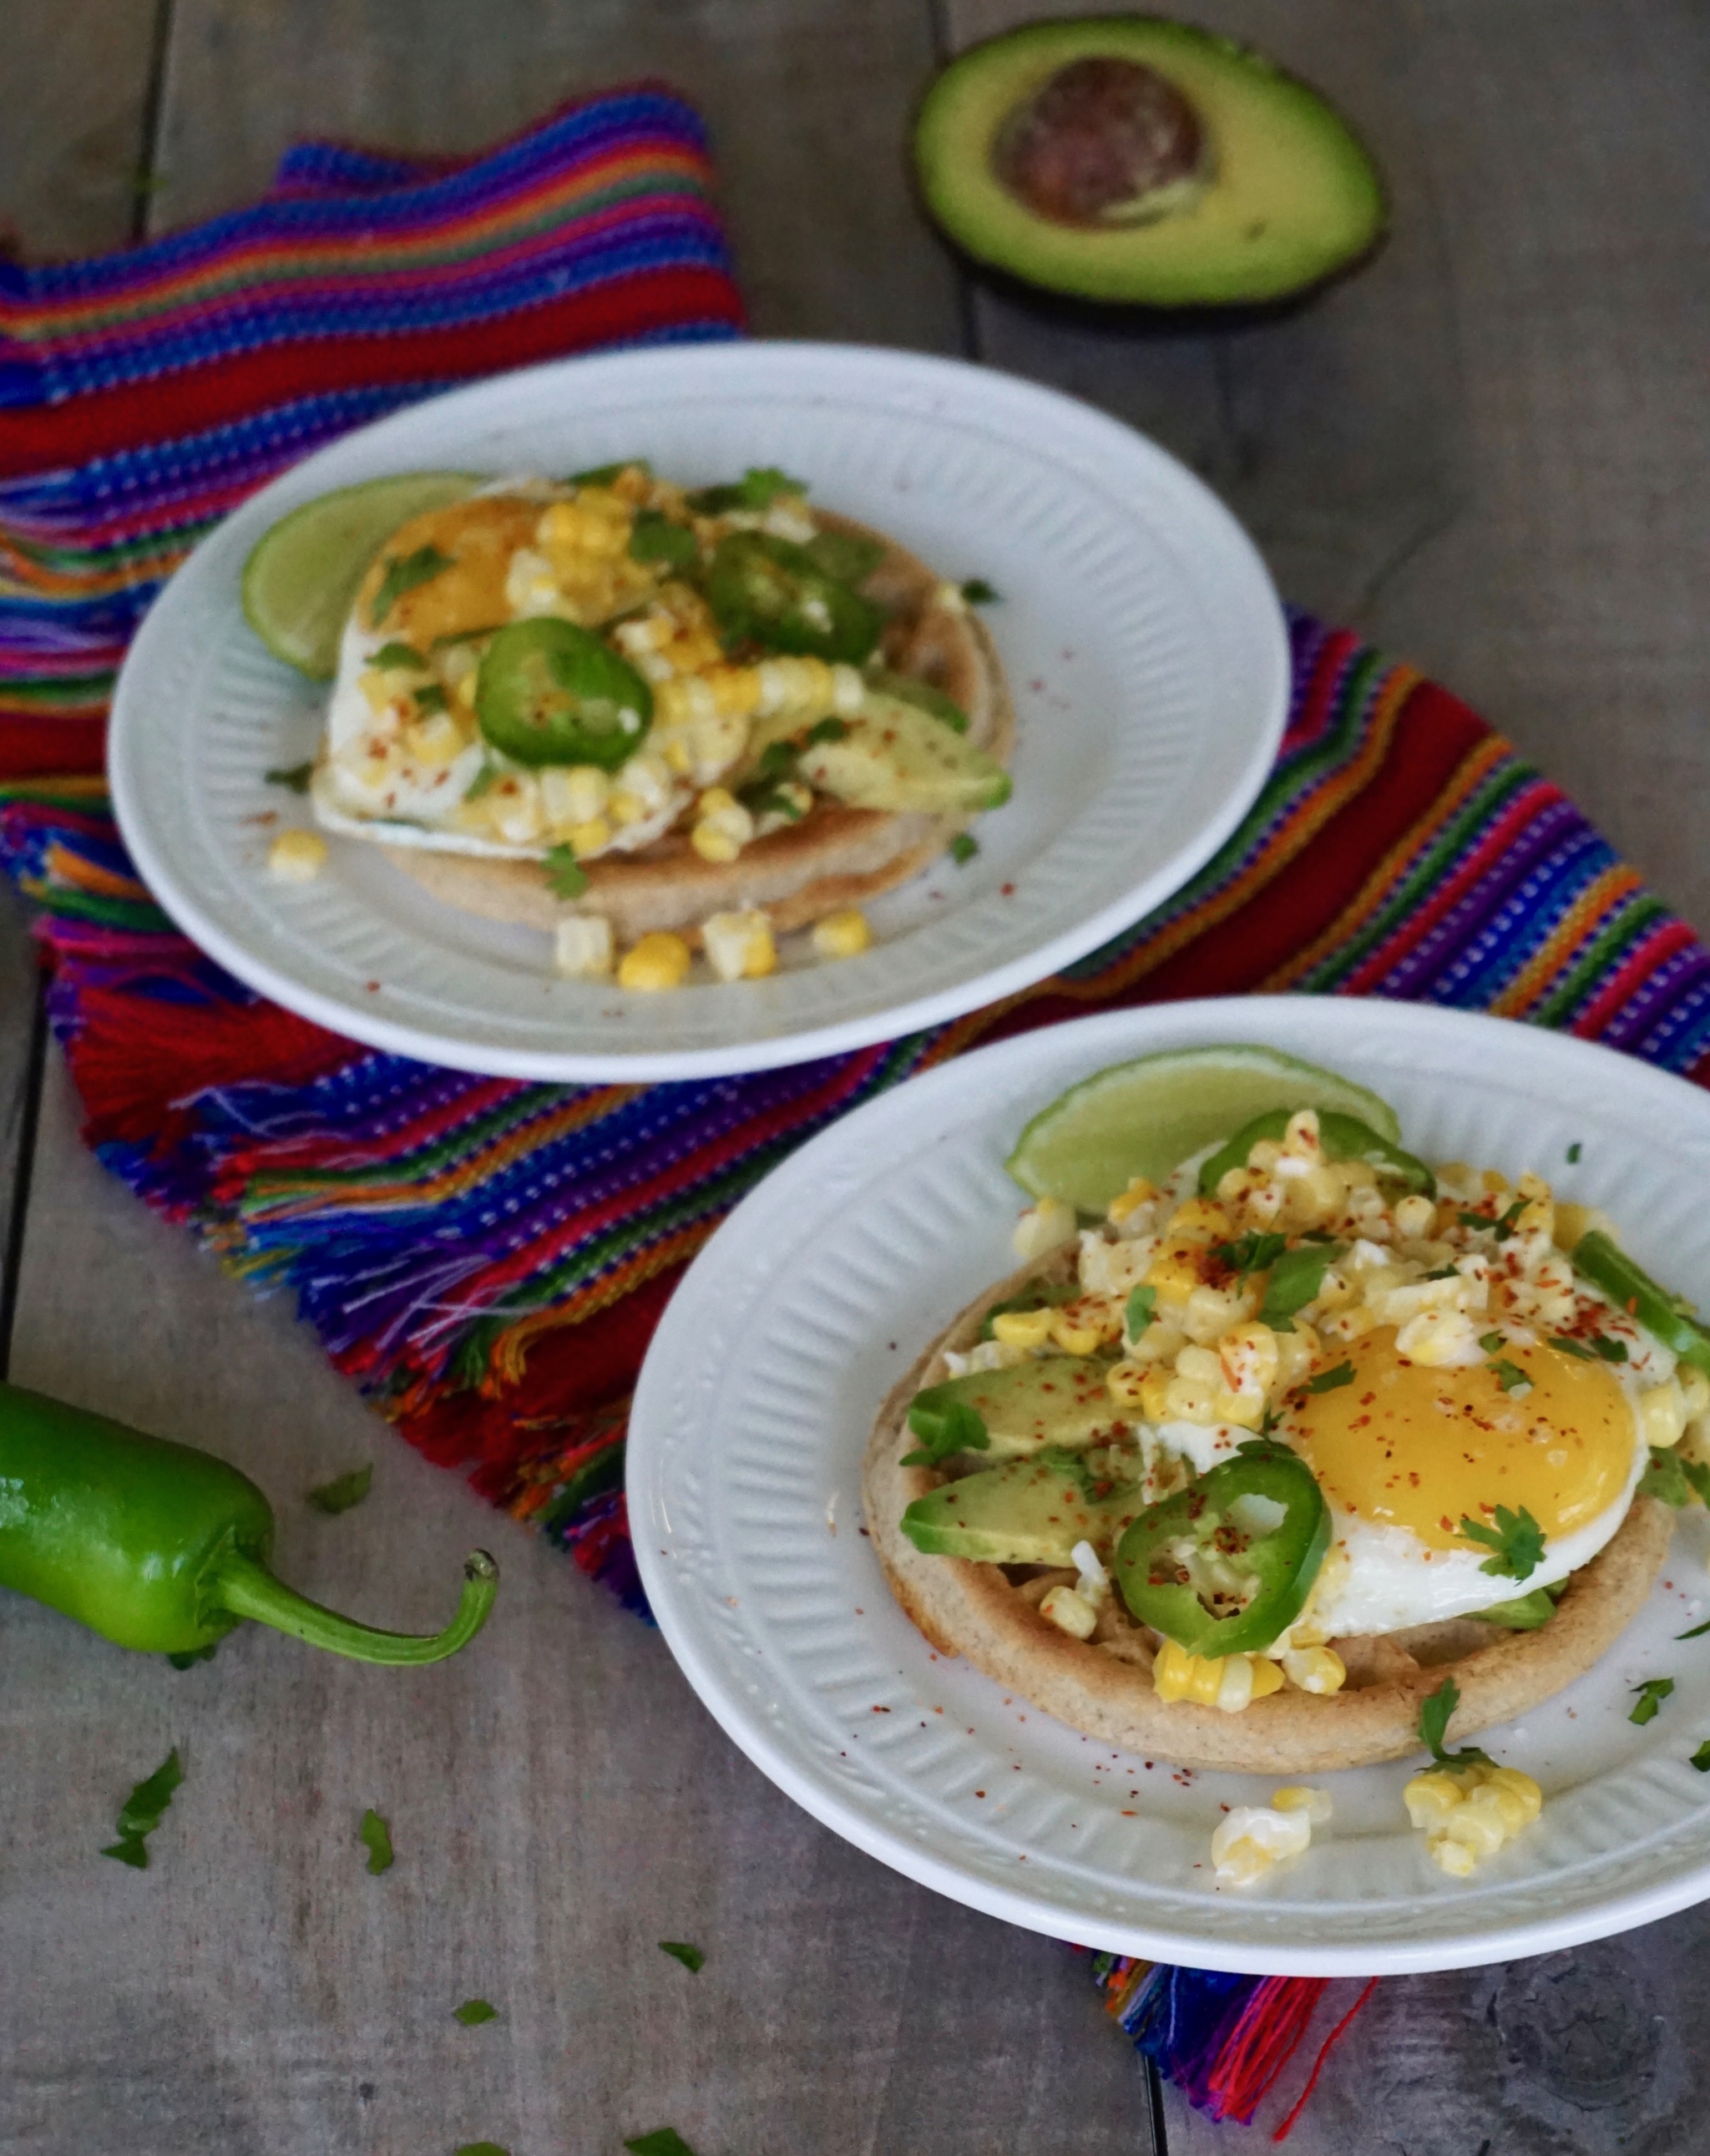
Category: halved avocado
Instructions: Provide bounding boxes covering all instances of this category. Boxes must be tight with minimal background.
[913,18,1386,307]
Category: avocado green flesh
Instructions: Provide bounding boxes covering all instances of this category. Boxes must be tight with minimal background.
[902,1451,1147,1565]
[915,18,1385,306]
[919,1356,1125,1460]
[798,691,1010,814]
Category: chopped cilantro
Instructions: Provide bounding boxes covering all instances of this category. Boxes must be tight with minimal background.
[369,543,453,627]
[265,762,314,794]
[1588,1334,1629,1363]
[1639,1446,1693,1507]
[1125,1284,1157,1340]
[306,1464,372,1516]
[630,509,699,574]
[1493,1198,1528,1242]
[1424,1265,1460,1280]
[569,458,650,487]
[1259,1242,1338,1329]
[1677,1616,1710,1640]
[1479,1331,1505,1353]
[1301,1361,1354,1394]
[359,1808,394,1875]
[1490,1359,1531,1394]
[658,1941,705,1972]
[949,833,979,866]
[1566,1141,1583,1164]
[1214,1231,1289,1279]
[1458,1504,1546,1580]
[1548,1334,1597,1361]
[413,682,449,716]
[687,467,806,514]
[1630,1677,1675,1726]
[543,845,589,899]
[1457,1210,1491,1232]
[745,787,807,823]
[453,1998,498,2025]
[803,716,847,747]
[1418,1677,1494,1773]
[371,640,428,671]
[101,1748,184,1868]
[625,2134,699,2156]
[901,1389,989,1470]
[1692,1742,1710,1772]
[961,578,1000,604]
[464,762,498,801]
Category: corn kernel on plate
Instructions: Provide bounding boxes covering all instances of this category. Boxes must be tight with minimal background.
[629,998,1710,1974]
[109,342,1287,1081]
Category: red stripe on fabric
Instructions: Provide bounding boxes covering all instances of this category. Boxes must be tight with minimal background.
[0,265,743,478]
[1571,917,1699,1041]
[0,716,109,777]
[1282,625,1363,757]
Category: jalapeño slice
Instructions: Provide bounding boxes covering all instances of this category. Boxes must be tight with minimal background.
[705,532,881,663]
[1113,1447,1328,1658]
[1574,1230,1710,1377]
[1198,1108,1435,1200]
[474,618,651,771]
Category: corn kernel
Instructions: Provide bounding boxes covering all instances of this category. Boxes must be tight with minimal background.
[1040,1585,1099,1640]
[1282,1645,1346,1695]
[1105,1360,1148,1410]
[267,829,327,882]
[1049,1311,1105,1356]
[1107,1176,1160,1229]
[1013,1197,1076,1262]
[1403,1759,1543,1875]
[1210,1804,1313,1886]
[701,909,777,984]
[1682,1368,1710,1422]
[404,711,465,766]
[992,1307,1056,1350]
[1153,1639,1221,1706]
[812,908,872,960]
[1393,1193,1437,1240]
[1272,1785,1333,1825]
[1642,1380,1688,1450]
[567,816,613,858]
[540,764,611,830]
[618,932,692,991]
[1165,1197,1235,1248]
[1138,1367,1174,1424]
[554,914,614,980]
[490,775,545,845]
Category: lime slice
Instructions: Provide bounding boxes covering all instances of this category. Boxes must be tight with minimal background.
[1005,1045,1403,1212]
[240,472,483,679]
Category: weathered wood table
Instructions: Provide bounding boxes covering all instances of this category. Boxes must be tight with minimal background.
[4,5,1707,2151]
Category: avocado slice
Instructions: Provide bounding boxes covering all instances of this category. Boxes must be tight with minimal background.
[909,1354,1124,1461]
[913,18,1385,307]
[797,691,1010,815]
[902,1448,1147,1565]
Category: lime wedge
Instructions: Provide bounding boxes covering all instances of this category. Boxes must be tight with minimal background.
[240,472,483,679]
[1005,1045,1402,1212]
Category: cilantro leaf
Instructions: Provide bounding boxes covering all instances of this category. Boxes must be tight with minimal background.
[1479,1331,1505,1352]
[543,845,589,900]
[1692,1741,1710,1771]
[1566,1141,1583,1164]
[265,762,314,794]
[306,1464,372,1516]
[101,1748,184,1868]
[687,467,806,514]
[803,716,847,747]
[464,762,498,801]
[744,786,807,823]
[453,1998,498,2025]
[1630,1677,1675,1726]
[1490,1359,1531,1394]
[625,2134,700,2156]
[1301,1361,1354,1395]
[1457,1504,1546,1580]
[949,833,979,866]
[1677,1615,1710,1640]
[412,682,449,716]
[1125,1284,1157,1341]
[371,640,428,671]
[900,1388,989,1469]
[1588,1334,1629,1363]
[1214,1231,1289,1279]
[961,578,1000,605]
[1260,1242,1338,1328]
[370,544,453,627]
[1492,1197,1528,1242]
[1417,1678,1494,1773]
[1458,1210,1492,1232]
[1548,1334,1597,1361]
[359,1808,395,1875]
[658,1940,705,1972]
[630,509,700,574]
[1640,1447,1694,1507]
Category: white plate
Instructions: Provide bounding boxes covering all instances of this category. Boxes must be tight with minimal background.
[629,998,1710,1975]
[109,343,1287,1081]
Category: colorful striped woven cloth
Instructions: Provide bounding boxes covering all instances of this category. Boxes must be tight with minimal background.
[5,84,1710,2138]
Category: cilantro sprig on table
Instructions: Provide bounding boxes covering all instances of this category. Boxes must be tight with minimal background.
[359,1808,395,1875]
[454,1999,498,2025]
[659,1940,705,1972]
[1458,1504,1545,1580]
[1418,1678,1494,1774]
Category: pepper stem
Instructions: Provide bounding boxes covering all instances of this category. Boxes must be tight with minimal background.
[212,1548,498,1664]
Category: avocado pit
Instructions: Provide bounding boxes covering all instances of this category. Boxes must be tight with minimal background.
[991,56,1210,227]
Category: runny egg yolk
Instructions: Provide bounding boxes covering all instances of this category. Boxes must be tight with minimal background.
[359,498,541,645]
[1290,1328,1637,1551]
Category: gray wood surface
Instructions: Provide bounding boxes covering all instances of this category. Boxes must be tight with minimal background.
[3,2,1708,2151]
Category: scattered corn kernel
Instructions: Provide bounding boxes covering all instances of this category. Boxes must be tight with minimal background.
[1404,1761,1542,1875]
[1272,1785,1333,1825]
[812,908,872,960]
[1211,1803,1313,1886]
[554,914,615,981]
[1040,1585,1099,1640]
[618,932,693,991]
[267,829,327,882]
[1013,1197,1076,1262]
[701,909,777,984]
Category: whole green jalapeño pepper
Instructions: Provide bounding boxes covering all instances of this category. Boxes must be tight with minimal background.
[1198,1108,1435,1200]
[1112,1446,1328,1657]
[0,1382,497,1663]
